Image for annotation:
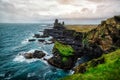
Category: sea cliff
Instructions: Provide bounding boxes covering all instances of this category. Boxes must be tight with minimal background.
[42,16,120,71]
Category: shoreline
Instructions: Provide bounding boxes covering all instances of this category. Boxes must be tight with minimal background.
[41,16,120,71]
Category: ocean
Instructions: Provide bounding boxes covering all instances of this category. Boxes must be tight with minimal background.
[0,23,72,80]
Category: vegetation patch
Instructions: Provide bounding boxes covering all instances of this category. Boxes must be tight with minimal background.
[65,25,97,32]
[54,41,74,56]
[61,49,120,80]
[62,57,68,62]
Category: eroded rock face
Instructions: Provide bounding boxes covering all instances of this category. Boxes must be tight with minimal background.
[86,16,120,51]
[73,16,120,74]
[24,50,46,59]
[74,57,105,74]
[47,52,77,70]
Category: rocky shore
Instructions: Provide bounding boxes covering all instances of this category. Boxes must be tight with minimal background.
[42,16,120,70]
[26,15,120,71]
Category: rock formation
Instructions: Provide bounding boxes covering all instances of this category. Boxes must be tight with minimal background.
[86,16,120,51]
[43,16,120,70]
[24,50,46,59]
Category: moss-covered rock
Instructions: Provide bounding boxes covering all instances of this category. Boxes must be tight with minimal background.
[61,49,120,80]
[48,41,77,70]
[54,41,74,56]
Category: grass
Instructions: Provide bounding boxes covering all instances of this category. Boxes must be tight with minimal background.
[54,41,74,56]
[60,49,120,80]
[65,25,97,32]
[62,57,68,62]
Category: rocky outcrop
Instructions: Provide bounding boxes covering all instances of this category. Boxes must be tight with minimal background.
[86,16,120,51]
[28,39,36,42]
[34,34,48,38]
[74,57,105,74]
[47,41,77,70]
[73,15,120,73]
[38,39,45,43]
[48,53,76,70]
[24,50,46,59]
[45,16,120,70]
[54,19,65,30]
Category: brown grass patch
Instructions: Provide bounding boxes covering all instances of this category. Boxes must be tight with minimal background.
[65,25,97,32]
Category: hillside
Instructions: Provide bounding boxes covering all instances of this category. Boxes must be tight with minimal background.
[61,49,120,80]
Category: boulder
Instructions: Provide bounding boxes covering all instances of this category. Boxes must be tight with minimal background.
[28,39,36,42]
[23,50,46,59]
[38,39,45,43]
[24,53,33,59]
[34,34,41,38]
[33,50,46,58]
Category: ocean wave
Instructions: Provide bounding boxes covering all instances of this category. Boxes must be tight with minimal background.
[41,24,47,27]
[13,50,50,65]
[21,39,28,45]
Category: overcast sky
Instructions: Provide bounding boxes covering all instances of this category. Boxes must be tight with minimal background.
[0,0,120,23]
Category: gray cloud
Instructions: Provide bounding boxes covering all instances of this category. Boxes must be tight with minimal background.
[0,0,120,23]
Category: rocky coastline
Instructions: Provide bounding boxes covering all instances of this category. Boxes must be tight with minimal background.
[44,16,120,70]
[25,15,120,71]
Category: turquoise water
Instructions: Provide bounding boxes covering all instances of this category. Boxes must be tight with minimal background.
[0,23,72,80]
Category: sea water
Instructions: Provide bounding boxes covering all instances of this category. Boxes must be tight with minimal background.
[0,23,73,80]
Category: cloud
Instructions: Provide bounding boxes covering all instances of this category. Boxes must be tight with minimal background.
[58,0,75,4]
[0,0,120,23]
[87,0,104,3]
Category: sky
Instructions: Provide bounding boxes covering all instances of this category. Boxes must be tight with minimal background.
[0,0,120,24]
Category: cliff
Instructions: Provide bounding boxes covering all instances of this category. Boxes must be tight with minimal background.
[60,15,120,80]
[46,15,120,70]
[61,49,120,80]
[86,16,120,51]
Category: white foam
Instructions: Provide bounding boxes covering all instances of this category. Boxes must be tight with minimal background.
[39,32,43,35]
[13,50,51,64]
[12,39,29,50]
[41,24,47,27]
[69,70,74,75]
[27,73,35,78]
[13,54,40,63]
[44,54,53,59]
[21,39,28,44]
[21,33,35,45]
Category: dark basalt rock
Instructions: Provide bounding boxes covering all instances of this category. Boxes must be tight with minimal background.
[33,50,46,58]
[47,53,76,70]
[24,50,46,59]
[34,34,48,38]
[38,39,45,42]
[28,39,36,42]
[34,34,41,38]
[48,38,55,43]
[24,53,33,59]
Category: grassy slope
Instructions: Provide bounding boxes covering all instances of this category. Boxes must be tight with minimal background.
[61,49,120,80]
[65,25,97,32]
[54,41,74,56]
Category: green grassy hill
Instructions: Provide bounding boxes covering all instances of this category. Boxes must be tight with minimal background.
[61,49,120,80]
